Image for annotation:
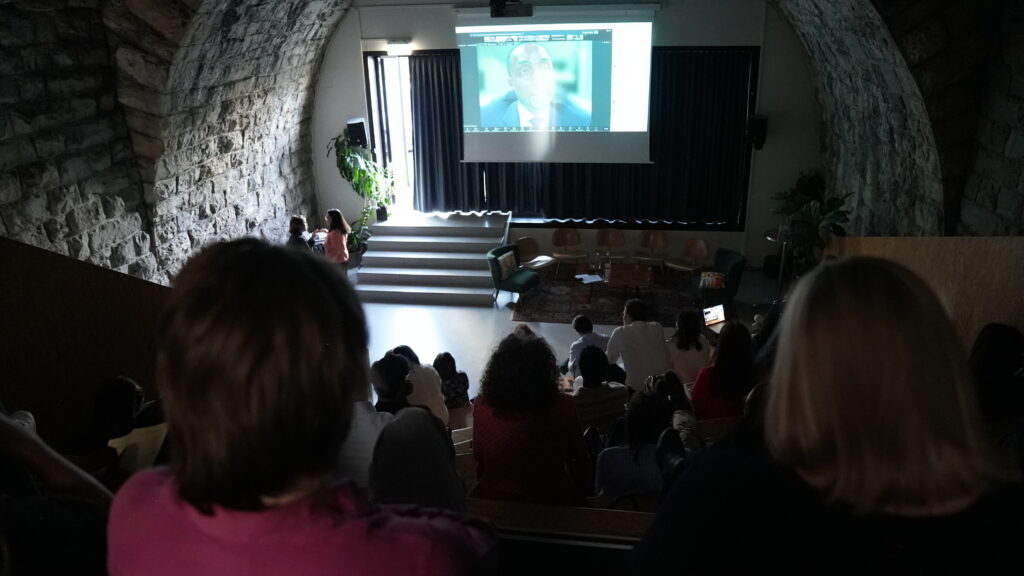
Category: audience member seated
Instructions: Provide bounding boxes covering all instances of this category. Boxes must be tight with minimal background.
[595,390,673,505]
[285,214,313,251]
[563,315,611,378]
[0,411,112,576]
[648,372,703,459]
[571,346,629,433]
[969,323,1024,470]
[371,352,412,415]
[665,309,711,394]
[69,375,148,488]
[472,331,590,506]
[607,299,672,393]
[313,208,350,266]
[433,352,471,410]
[107,240,495,576]
[633,257,1024,574]
[370,407,466,512]
[391,345,450,426]
[690,322,755,420]
[336,375,393,489]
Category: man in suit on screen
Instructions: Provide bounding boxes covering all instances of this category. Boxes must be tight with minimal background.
[480,43,591,129]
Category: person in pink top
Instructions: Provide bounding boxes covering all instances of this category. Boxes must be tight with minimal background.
[107,239,494,576]
[316,208,350,265]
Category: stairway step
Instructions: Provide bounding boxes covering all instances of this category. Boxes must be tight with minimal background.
[357,267,493,288]
[361,251,490,270]
[368,235,502,253]
[356,284,494,307]
[372,224,505,238]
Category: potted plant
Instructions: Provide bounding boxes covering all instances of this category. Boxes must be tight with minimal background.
[327,127,394,260]
[772,171,850,276]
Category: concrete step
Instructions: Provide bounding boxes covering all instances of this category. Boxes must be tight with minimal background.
[361,251,490,271]
[368,235,502,254]
[372,223,505,238]
[357,267,493,288]
[355,284,495,307]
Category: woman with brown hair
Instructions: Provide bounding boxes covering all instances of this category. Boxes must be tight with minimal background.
[107,240,493,576]
[472,331,590,505]
[632,257,1024,574]
[689,322,755,419]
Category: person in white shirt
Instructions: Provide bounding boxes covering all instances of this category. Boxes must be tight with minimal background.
[391,345,450,427]
[564,315,611,378]
[606,299,672,393]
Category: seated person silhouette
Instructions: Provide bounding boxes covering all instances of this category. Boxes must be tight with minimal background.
[480,43,590,129]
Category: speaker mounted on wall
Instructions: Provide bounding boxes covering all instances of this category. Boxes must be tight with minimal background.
[346,118,368,148]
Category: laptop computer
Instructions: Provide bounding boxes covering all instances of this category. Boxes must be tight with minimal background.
[703,304,727,334]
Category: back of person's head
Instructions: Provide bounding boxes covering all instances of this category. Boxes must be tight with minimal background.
[766,257,1013,513]
[625,391,673,452]
[372,352,411,401]
[93,376,144,440]
[432,352,457,381]
[671,309,703,351]
[572,315,594,335]
[969,323,1024,422]
[623,299,648,322]
[156,239,367,513]
[712,322,754,401]
[390,345,420,366]
[480,333,559,414]
[648,371,693,413]
[578,346,610,388]
[512,323,536,338]
[326,209,344,231]
[288,215,307,235]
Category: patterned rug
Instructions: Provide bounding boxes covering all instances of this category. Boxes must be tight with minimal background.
[512,279,695,326]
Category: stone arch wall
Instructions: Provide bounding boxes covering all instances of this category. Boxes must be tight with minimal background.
[773,0,944,235]
[1,0,351,284]
[145,0,352,282]
[1,1,151,277]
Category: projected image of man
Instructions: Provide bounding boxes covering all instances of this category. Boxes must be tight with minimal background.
[480,43,591,129]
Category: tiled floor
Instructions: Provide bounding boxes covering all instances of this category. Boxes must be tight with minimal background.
[357,265,778,400]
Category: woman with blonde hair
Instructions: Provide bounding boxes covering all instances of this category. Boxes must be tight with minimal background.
[632,257,1024,574]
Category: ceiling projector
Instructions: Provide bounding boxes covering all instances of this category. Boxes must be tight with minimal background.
[491,1,533,17]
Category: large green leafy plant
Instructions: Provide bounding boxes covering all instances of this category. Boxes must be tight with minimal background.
[772,172,850,275]
[327,127,393,254]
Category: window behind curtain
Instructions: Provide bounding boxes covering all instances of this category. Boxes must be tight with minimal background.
[410,47,759,229]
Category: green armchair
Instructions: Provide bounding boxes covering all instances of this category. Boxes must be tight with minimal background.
[487,245,541,301]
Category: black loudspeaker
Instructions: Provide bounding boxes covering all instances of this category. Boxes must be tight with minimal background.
[346,119,367,148]
[746,115,767,150]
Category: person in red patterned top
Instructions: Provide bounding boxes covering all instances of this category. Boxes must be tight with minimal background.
[690,322,754,420]
[107,239,494,576]
[472,331,591,505]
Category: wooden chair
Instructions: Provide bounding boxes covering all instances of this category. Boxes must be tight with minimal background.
[665,237,708,274]
[551,228,587,277]
[696,416,742,445]
[514,236,556,273]
[596,228,628,264]
[632,230,668,273]
[448,406,473,430]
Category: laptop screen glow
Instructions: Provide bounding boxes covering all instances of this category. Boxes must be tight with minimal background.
[703,304,726,326]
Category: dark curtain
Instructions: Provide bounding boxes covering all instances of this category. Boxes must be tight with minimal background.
[410,47,758,227]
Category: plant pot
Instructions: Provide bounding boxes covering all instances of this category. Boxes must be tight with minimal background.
[348,248,364,269]
[376,205,388,222]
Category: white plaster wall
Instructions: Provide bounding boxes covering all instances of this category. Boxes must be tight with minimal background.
[312,0,821,262]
